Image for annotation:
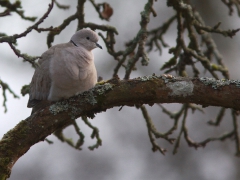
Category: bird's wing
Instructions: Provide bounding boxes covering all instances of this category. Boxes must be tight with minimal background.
[27,48,54,108]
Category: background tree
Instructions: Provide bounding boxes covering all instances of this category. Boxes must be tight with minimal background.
[1,0,240,179]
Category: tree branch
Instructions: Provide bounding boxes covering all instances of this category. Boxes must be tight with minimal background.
[0,79,19,112]
[1,74,240,178]
[0,0,54,44]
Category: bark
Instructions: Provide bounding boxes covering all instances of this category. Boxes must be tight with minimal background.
[1,74,240,179]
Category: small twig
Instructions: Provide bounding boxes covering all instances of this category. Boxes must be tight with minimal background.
[34,26,54,33]
[194,11,230,78]
[0,0,55,43]
[123,0,155,79]
[45,138,54,144]
[208,107,226,126]
[47,13,77,47]
[73,120,85,149]
[141,105,175,154]
[197,132,235,147]
[147,15,176,54]
[150,6,157,17]
[0,1,37,21]
[0,9,10,17]
[173,105,188,154]
[82,22,118,34]
[54,128,78,149]
[8,43,39,67]
[54,0,70,10]
[221,0,240,16]
[194,23,240,38]
[81,116,102,150]
[141,105,167,154]
[0,79,19,113]
[98,32,127,69]
[157,104,185,136]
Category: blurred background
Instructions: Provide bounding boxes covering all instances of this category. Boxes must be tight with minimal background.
[1,0,240,179]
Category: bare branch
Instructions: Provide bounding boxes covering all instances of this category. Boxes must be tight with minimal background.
[221,0,240,16]
[0,1,37,21]
[8,43,39,67]
[124,0,155,79]
[0,79,19,113]
[0,0,54,43]
[54,0,70,10]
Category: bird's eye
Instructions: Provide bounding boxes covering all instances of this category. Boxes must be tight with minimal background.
[86,37,90,40]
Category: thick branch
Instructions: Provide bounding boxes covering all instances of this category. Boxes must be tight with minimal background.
[1,75,240,178]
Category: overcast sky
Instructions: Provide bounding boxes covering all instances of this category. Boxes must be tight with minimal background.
[1,1,240,180]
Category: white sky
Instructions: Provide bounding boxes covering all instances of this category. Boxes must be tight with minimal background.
[1,1,240,180]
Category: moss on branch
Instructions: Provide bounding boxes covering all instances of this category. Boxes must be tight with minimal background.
[1,75,240,177]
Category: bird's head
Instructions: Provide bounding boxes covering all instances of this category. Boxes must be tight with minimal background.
[70,29,102,50]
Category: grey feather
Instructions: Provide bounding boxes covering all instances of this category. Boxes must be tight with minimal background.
[27,29,102,112]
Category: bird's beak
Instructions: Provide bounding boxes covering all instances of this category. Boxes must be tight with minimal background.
[96,43,102,49]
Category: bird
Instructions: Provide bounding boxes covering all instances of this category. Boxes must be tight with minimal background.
[27,29,102,114]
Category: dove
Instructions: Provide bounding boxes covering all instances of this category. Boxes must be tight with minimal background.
[27,29,102,113]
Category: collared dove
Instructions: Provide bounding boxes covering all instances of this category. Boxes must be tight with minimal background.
[27,29,102,113]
